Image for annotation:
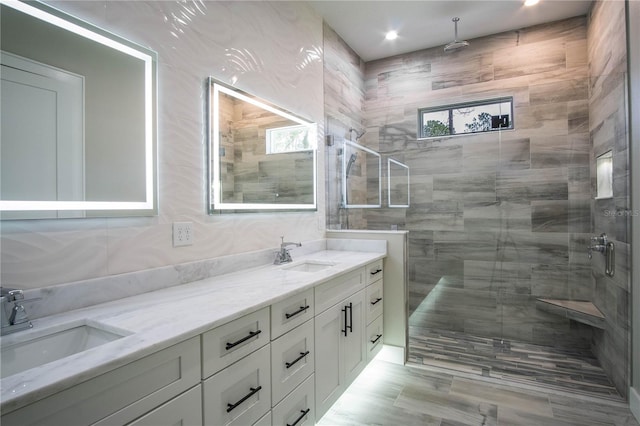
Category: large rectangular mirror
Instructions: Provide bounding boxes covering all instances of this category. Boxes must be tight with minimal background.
[208,78,317,212]
[0,0,157,219]
[342,140,381,208]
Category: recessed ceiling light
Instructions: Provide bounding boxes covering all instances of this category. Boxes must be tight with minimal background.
[524,0,539,6]
[385,30,398,41]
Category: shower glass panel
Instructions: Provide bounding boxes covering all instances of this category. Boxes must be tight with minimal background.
[342,140,381,209]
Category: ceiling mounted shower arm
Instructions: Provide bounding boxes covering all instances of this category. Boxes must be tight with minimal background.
[444,17,469,52]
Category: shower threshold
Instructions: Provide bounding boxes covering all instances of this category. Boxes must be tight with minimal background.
[408,328,623,401]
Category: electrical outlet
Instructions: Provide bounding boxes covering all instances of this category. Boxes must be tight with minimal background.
[173,222,193,247]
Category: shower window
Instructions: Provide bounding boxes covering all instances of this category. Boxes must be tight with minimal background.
[266,124,314,154]
[418,97,513,139]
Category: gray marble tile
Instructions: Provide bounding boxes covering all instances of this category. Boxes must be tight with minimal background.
[532,201,569,233]
[497,168,568,201]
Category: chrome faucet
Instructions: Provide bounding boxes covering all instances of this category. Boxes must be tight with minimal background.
[1,288,33,335]
[274,236,302,265]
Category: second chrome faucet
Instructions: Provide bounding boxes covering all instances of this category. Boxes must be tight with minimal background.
[274,236,302,265]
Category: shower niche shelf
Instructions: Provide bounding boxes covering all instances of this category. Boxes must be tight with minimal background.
[535,298,605,329]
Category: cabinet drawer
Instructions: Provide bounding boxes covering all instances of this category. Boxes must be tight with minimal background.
[365,260,384,285]
[127,385,202,426]
[314,268,364,313]
[271,319,314,405]
[272,374,315,426]
[203,344,271,426]
[366,315,384,362]
[2,337,200,426]
[365,279,383,325]
[202,307,270,378]
[271,289,314,339]
[253,411,272,426]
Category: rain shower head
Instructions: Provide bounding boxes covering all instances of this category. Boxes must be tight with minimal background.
[444,17,469,52]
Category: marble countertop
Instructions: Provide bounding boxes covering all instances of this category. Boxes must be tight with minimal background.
[0,248,385,413]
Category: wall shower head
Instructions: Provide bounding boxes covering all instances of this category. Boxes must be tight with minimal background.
[444,17,469,52]
[345,153,357,178]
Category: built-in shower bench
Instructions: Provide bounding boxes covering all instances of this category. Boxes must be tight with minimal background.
[535,298,606,329]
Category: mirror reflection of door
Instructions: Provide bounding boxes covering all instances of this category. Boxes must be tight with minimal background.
[1,52,84,218]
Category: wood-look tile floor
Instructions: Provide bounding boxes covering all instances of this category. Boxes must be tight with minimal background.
[408,328,621,400]
[318,358,639,426]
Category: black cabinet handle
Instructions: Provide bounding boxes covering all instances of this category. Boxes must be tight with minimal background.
[370,297,382,306]
[370,334,382,344]
[287,408,311,426]
[347,302,353,334]
[285,305,310,319]
[370,268,382,276]
[225,330,261,350]
[341,305,348,336]
[286,351,310,369]
[226,386,262,413]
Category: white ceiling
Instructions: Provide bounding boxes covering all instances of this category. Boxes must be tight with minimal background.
[307,0,593,62]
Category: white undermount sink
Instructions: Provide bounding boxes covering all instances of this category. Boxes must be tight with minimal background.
[1,322,129,379]
[282,260,335,273]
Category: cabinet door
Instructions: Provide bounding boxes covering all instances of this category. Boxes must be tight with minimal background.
[342,290,366,386]
[127,385,202,426]
[314,302,343,419]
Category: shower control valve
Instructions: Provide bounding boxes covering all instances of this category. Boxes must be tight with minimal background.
[587,233,608,259]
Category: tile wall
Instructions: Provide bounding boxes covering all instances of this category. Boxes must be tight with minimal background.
[0,1,325,290]
[362,16,595,349]
[587,0,631,398]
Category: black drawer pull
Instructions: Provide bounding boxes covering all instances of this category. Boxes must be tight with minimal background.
[287,408,311,426]
[370,268,382,276]
[371,334,382,344]
[225,330,262,350]
[371,297,382,306]
[285,305,310,319]
[226,386,262,413]
[286,351,310,369]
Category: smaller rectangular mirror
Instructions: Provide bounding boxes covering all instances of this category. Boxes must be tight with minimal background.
[342,140,381,208]
[208,79,317,212]
[596,150,613,199]
[388,159,410,208]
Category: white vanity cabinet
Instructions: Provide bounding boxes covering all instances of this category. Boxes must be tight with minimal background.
[314,268,367,419]
[1,337,201,426]
[1,255,386,426]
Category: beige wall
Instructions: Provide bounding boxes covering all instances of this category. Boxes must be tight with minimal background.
[1,1,325,289]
